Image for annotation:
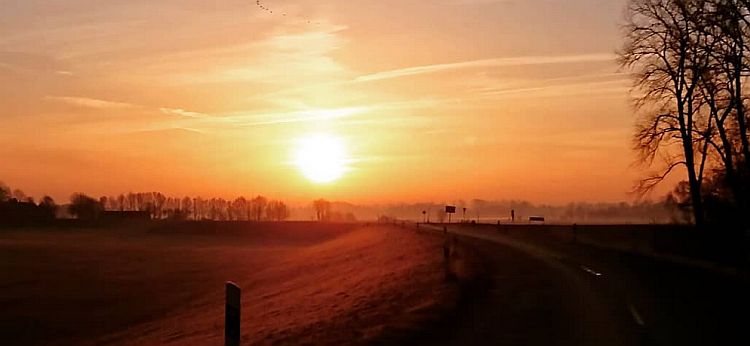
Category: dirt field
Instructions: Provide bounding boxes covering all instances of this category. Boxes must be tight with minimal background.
[0,222,453,345]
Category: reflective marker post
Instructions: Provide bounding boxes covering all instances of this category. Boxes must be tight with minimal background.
[225,281,241,346]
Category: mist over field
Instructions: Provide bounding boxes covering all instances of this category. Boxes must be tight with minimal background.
[301,200,675,224]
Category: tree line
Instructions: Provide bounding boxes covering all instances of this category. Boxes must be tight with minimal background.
[93,192,289,221]
[311,198,356,222]
[0,182,291,222]
[620,0,750,228]
[0,182,57,224]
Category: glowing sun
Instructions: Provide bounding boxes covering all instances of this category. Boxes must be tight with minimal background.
[293,133,349,183]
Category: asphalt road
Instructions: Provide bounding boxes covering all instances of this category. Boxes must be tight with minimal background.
[419,224,750,346]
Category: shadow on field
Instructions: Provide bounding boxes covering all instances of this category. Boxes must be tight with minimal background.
[371,230,491,346]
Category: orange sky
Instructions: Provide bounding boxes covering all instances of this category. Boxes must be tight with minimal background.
[0,0,678,205]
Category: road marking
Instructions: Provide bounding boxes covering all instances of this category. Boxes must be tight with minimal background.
[579,265,603,277]
[628,304,645,326]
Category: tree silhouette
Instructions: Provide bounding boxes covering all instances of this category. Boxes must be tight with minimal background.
[230,197,248,221]
[180,196,193,219]
[38,196,58,221]
[620,0,750,226]
[69,193,103,220]
[99,196,108,211]
[312,198,331,221]
[12,188,28,202]
[266,200,290,221]
[0,182,10,202]
[250,195,268,221]
[619,0,716,225]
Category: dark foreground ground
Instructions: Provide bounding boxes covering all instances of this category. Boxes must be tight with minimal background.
[3,221,749,345]
[420,223,750,346]
[0,222,454,345]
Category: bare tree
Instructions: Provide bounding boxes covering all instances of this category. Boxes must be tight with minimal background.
[266,200,290,221]
[619,0,716,225]
[230,197,248,221]
[312,198,331,221]
[718,1,750,170]
[152,192,165,218]
[12,188,27,201]
[39,196,58,220]
[250,195,267,221]
[69,193,103,220]
[181,196,193,219]
[0,182,11,202]
[700,0,750,212]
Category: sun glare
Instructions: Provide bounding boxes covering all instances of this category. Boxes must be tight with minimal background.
[294,133,349,183]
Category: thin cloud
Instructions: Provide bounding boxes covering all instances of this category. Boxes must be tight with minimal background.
[141,106,370,135]
[44,96,137,109]
[159,107,210,118]
[133,126,207,135]
[218,107,368,127]
[355,53,616,82]
[478,78,629,98]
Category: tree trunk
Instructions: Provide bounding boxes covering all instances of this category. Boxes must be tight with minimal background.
[680,98,705,227]
[686,160,705,227]
[734,60,750,170]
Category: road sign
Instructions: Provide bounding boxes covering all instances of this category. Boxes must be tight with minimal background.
[445,205,456,213]
[225,281,241,346]
[529,216,545,223]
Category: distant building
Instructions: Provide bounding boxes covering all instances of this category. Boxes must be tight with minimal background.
[0,199,55,225]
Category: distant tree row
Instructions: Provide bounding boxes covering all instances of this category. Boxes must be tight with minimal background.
[0,182,291,222]
[312,198,356,222]
[0,182,58,224]
[93,192,290,221]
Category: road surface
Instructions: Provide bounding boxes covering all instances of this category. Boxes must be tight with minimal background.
[416,224,750,346]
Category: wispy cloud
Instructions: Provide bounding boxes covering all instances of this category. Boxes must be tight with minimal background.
[133,126,207,135]
[159,107,210,118]
[176,23,350,85]
[477,78,629,99]
[44,96,137,109]
[208,106,369,127]
[139,106,370,135]
[355,53,616,82]
[446,0,514,4]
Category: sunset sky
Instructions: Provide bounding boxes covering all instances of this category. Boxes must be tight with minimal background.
[0,0,676,205]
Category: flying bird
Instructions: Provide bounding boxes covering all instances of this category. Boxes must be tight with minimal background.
[255,0,316,25]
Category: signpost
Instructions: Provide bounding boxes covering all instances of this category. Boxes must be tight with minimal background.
[445,205,456,223]
[225,282,241,346]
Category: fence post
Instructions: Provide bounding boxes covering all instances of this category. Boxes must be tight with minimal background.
[443,235,451,280]
[225,281,241,346]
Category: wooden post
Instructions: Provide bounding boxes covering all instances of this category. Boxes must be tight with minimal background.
[443,235,451,280]
[225,281,241,346]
